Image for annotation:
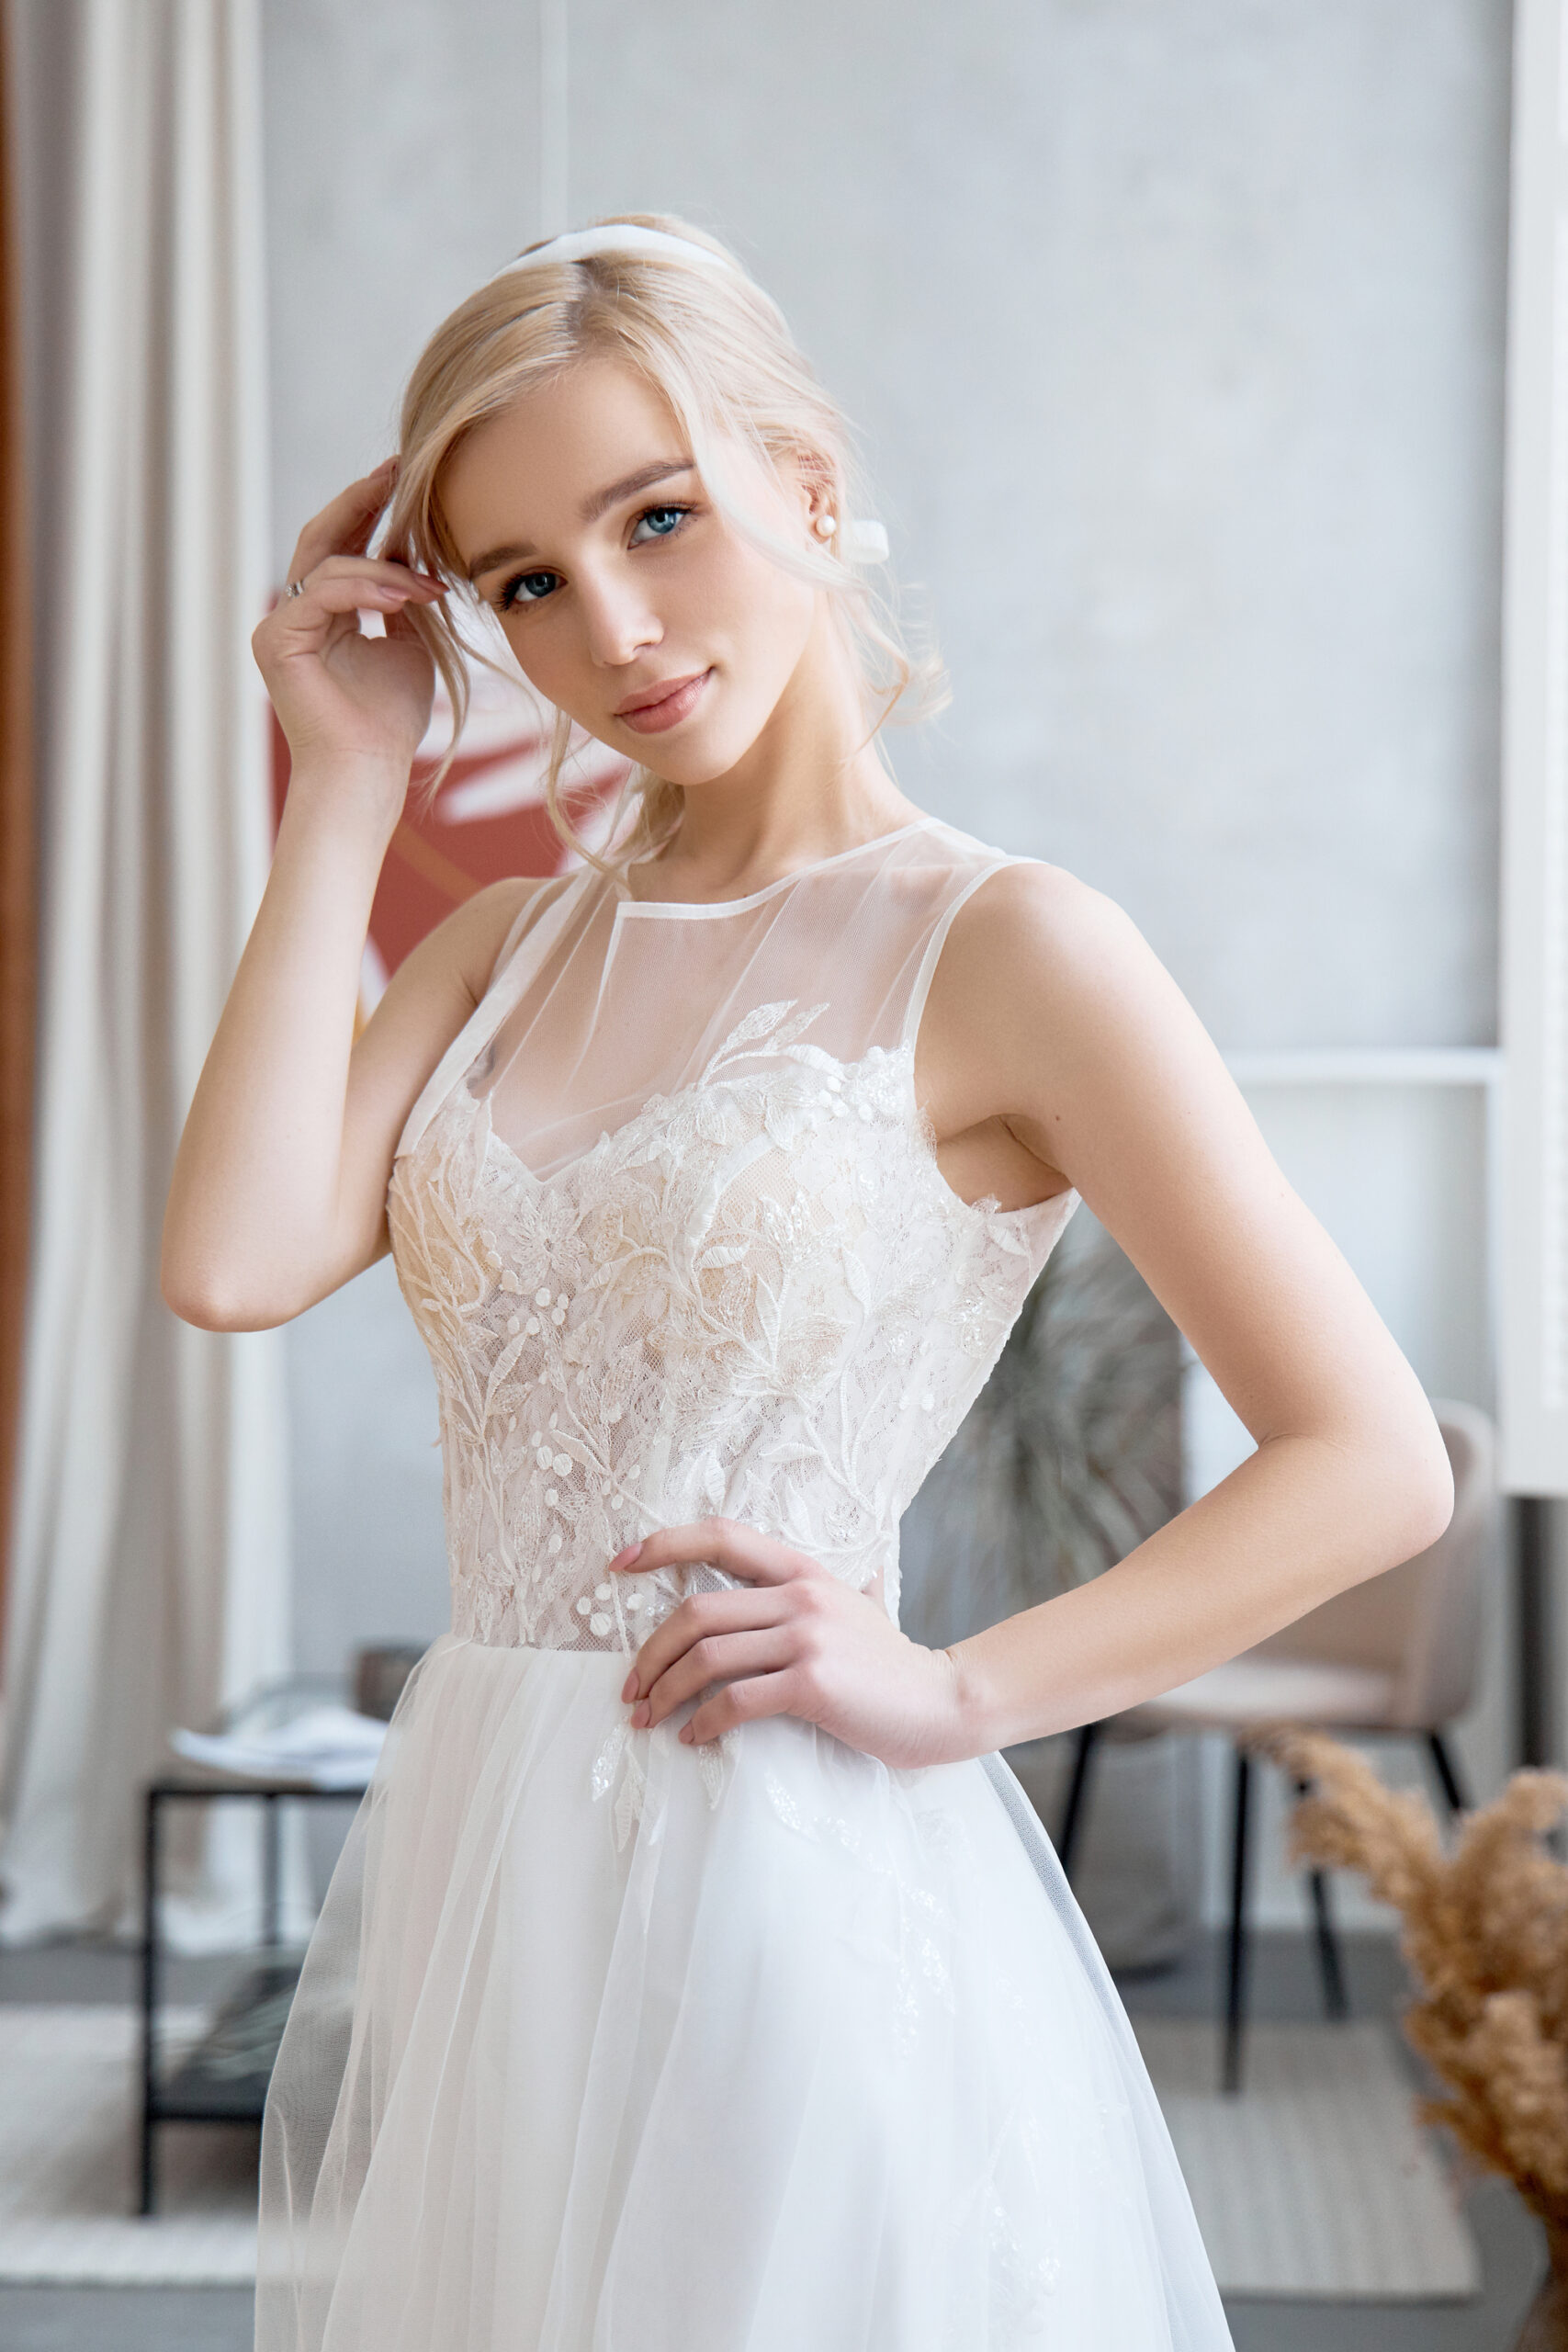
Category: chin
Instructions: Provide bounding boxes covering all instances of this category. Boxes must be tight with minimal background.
[617,713,774,787]
[637,747,755,788]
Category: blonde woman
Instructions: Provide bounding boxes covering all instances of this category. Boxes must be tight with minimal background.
[164,218,1451,2350]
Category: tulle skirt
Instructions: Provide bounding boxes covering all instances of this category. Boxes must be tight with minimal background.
[255,1634,1232,2350]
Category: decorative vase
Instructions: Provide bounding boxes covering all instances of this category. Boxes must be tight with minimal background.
[1516,2222,1568,2352]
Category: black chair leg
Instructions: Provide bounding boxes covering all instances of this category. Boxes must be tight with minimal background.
[1292,1775,1349,2021]
[1223,1747,1252,2096]
[1306,1869,1349,2019]
[1426,1730,1469,1820]
[140,1788,159,2217]
[1056,1722,1100,1884]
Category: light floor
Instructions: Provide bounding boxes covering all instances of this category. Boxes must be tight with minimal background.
[0,1929,1545,2350]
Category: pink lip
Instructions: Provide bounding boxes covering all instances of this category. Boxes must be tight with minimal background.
[615,669,712,734]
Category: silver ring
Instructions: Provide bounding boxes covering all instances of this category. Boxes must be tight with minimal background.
[284,578,307,598]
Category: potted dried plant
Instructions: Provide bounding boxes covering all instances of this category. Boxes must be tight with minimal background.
[1266,1728,1568,2349]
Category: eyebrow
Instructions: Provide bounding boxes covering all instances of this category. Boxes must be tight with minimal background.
[464,458,697,582]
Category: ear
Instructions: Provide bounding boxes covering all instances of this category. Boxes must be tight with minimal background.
[790,447,839,539]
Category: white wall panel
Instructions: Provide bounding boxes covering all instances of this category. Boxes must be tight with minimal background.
[1498,0,1568,1495]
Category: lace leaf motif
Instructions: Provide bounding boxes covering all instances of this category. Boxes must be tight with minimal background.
[701,1000,829,1084]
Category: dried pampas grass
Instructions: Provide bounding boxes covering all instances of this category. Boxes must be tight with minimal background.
[1265,1729,1568,2228]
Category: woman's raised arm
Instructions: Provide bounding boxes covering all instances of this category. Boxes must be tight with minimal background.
[161,467,532,1331]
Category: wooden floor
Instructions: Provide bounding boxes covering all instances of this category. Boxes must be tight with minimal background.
[0,1928,1546,2350]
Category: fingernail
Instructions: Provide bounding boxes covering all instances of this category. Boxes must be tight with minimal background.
[608,1541,644,1572]
[679,1724,694,1744]
[620,1670,637,1702]
[632,1702,650,1728]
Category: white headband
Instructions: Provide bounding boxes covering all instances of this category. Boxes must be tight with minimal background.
[489,225,741,283]
[483,226,890,564]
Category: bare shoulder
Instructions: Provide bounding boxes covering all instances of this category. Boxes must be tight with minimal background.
[345,871,557,1125]
[923,857,1173,1090]
[372,868,564,1032]
[916,847,1255,1213]
[420,873,548,1010]
[940,857,1152,1007]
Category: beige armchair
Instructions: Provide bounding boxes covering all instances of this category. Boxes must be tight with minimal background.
[1055,1399,1497,2093]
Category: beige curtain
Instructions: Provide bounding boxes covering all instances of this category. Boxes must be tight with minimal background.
[0,0,289,1940]
[0,10,35,1660]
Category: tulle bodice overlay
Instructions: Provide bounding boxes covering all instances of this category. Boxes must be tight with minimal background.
[388,818,1078,1657]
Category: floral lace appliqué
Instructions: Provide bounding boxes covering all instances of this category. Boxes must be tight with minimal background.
[386,998,1074,1804]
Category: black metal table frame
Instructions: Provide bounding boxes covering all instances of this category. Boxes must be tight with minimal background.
[140,1775,367,2216]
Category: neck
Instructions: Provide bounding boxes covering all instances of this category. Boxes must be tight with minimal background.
[631,609,923,902]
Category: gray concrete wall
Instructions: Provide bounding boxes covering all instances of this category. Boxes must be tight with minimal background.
[262,2,1514,1799]
[569,0,1509,1051]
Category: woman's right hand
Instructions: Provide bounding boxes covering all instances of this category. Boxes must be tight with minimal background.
[252,458,447,831]
[171,457,531,1330]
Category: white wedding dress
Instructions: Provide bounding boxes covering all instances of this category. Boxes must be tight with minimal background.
[255,816,1233,2351]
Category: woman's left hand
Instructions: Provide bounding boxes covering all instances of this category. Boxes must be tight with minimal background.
[613,1519,976,1770]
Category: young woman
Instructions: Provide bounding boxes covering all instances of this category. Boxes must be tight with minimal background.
[164,216,1452,2351]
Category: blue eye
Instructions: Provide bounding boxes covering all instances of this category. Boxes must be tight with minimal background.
[495,504,689,611]
[630,504,690,544]
[500,570,558,610]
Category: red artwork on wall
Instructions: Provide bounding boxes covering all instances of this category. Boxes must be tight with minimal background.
[269,643,629,1020]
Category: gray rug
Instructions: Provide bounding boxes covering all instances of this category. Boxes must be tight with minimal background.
[1136,2018,1483,2299]
[0,2005,1484,2297]
[0,2007,256,2284]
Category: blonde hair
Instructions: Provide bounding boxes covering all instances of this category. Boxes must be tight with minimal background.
[383,212,946,871]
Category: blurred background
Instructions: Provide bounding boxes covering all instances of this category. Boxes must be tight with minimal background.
[0,1,1565,2346]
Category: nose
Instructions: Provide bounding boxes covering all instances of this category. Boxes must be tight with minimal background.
[578,563,662,671]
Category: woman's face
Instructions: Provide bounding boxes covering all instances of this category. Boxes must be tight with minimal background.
[439,358,832,785]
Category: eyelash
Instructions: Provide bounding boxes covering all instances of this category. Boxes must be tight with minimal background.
[495,503,694,614]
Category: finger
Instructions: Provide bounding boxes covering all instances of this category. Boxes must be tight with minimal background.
[382,597,432,644]
[610,1517,821,1593]
[286,553,443,599]
[288,460,400,578]
[621,1584,782,1702]
[288,473,396,577]
[682,1670,806,1746]
[336,459,401,560]
[631,1626,797,1730]
[264,569,443,643]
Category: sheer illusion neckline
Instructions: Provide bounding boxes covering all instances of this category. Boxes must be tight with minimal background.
[459,1039,1074,1239]
[612,816,935,920]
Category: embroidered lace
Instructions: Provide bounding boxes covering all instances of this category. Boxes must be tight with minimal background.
[389,819,1076,1670]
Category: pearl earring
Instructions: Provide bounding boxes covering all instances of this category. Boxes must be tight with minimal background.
[813,513,838,540]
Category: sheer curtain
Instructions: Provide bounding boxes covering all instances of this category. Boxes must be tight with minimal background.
[0,9,35,1670]
[0,0,290,1939]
